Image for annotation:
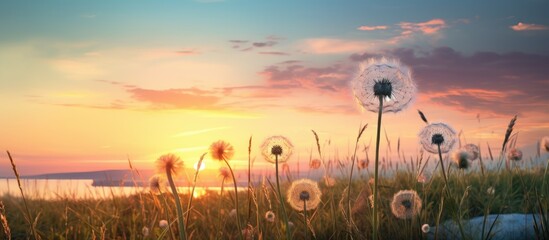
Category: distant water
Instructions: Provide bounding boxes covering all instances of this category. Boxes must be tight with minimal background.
[0,178,236,200]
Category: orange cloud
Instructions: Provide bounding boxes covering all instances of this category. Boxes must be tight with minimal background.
[357,25,388,31]
[510,22,549,31]
[398,18,446,35]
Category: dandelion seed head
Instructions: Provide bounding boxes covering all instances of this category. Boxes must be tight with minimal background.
[463,144,480,161]
[209,140,235,161]
[452,150,470,169]
[218,167,231,179]
[351,57,416,113]
[265,211,276,223]
[487,186,495,195]
[287,178,322,211]
[299,191,310,201]
[148,174,167,194]
[261,136,293,163]
[229,208,237,218]
[419,122,457,154]
[421,224,430,233]
[142,226,150,237]
[159,220,168,229]
[391,190,422,220]
[323,176,336,187]
[358,160,368,169]
[155,153,184,176]
[508,148,523,161]
[541,136,549,153]
[309,159,321,169]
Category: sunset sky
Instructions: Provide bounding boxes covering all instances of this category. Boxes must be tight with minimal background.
[1,1,548,177]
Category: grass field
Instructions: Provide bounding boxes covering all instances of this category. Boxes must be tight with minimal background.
[1,145,548,239]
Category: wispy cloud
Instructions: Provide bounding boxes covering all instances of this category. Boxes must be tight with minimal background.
[127,87,221,109]
[258,51,289,56]
[510,22,549,31]
[357,25,388,31]
[398,18,447,35]
[301,38,382,54]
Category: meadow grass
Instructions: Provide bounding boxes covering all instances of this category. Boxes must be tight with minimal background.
[1,161,547,239]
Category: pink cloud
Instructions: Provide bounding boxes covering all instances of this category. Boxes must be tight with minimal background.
[302,38,381,54]
[398,18,447,35]
[510,22,549,31]
[357,25,388,31]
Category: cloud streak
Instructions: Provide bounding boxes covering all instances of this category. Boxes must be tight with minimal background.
[357,25,388,31]
[510,22,549,31]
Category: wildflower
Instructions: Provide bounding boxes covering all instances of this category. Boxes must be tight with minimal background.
[142,226,150,237]
[159,220,168,228]
[261,136,294,163]
[418,122,457,154]
[309,159,321,169]
[148,174,167,194]
[540,136,549,153]
[155,153,184,176]
[390,190,422,220]
[421,224,430,233]
[452,150,470,169]
[287,178,322,211]
[508,148,523,161]
[265,210,276,222]
[487,187,495,195]
[209,140,235,161]
[229,208,237,218]
[351,58,417,113]
[463,144,480,161]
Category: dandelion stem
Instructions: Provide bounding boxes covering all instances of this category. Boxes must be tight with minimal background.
[303,200,308,240]
[223,158,243,240]
[166,169,187,240]
[275,155,292,240]
[372,96,383,240]
[436,144,451,198]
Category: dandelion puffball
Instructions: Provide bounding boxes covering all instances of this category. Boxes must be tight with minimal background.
[159,220,169,229]
[260,136,294,163]
[540,136,549,153]
[508,148,523,161]
[351,58,417,113]
[156,153,184,176]
[264,211,276,222]
[390,190,422,220]
[418,122,457,154]
[209,140,235,161]
[421,224,430,233]
[287,178,322,211]
[452,150,470,169]
[463,144,480,161]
